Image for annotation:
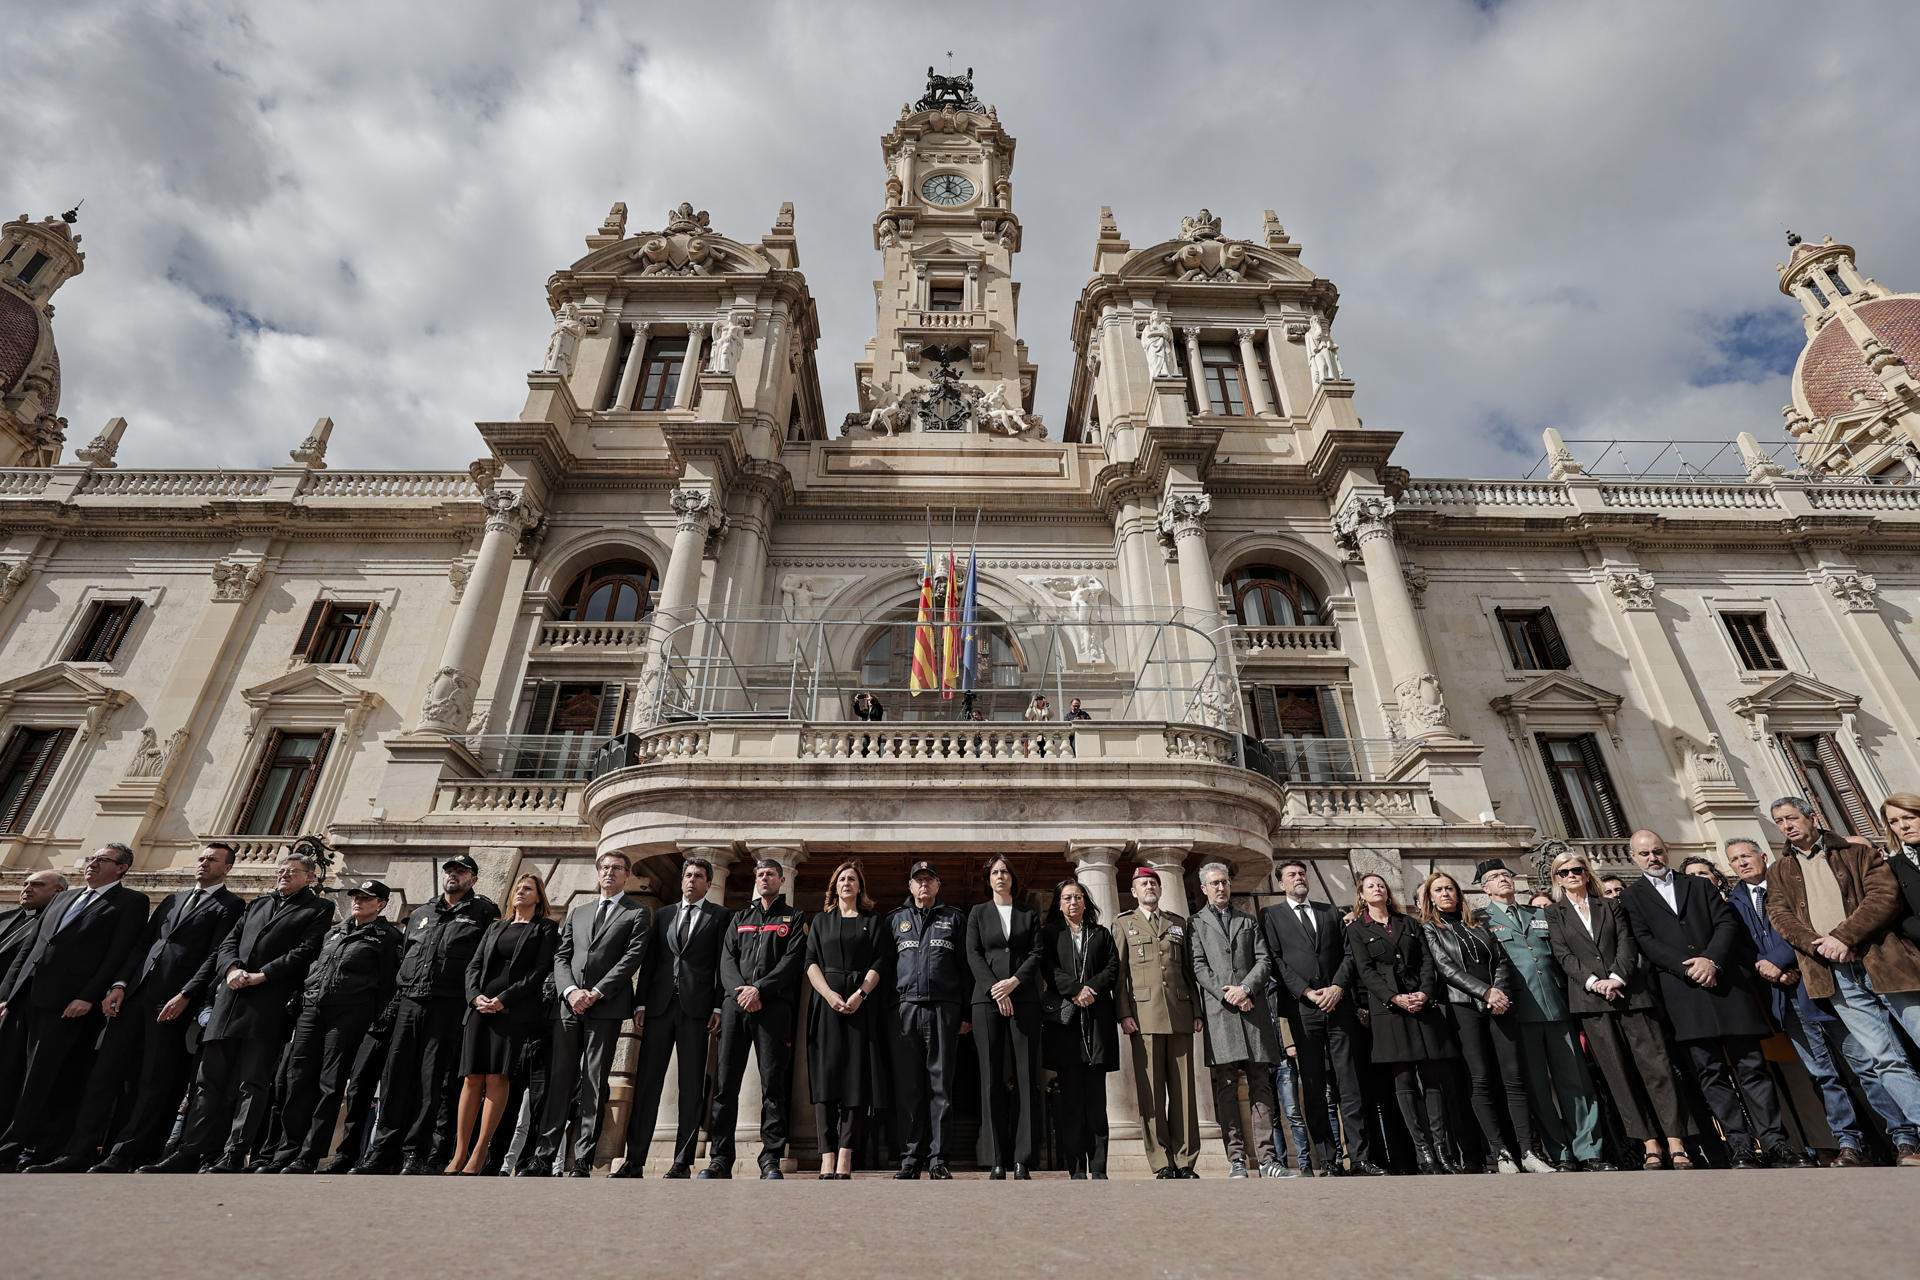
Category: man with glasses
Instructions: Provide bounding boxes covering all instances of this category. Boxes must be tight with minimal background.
[0,843,149,1171]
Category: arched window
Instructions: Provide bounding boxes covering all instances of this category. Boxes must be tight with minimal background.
[857,607,1024,717]
[1227,565,1325,627]
[557,558,660,623]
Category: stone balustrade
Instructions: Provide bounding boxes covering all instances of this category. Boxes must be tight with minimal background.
[0,468,52,495]
[1568,837,1636,866]
[1597,482,1778,509]
[903,309,989,330]
[1398,480,1573,508]
[300,471,481,499]
[799,723,1075,761]
[78,469,275,498]
[534,619,653,650]
[1280,781,1438,825]
[433,780,584,818]
[1232,624,1340,656]
[201,834,302,863]
[1807,484,1920,511]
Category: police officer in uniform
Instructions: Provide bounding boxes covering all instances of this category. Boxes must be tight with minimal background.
[704,857,808,1179]
[1113,864,1203,1178]
[353,853,498,1174]
[887,861,967,1180]
[261,879,402,1173]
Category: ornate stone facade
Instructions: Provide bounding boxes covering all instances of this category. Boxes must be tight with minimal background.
[5,71,1920,1168]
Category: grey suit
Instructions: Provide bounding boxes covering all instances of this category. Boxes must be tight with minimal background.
[535,893,650,1171]
[1189,903,1281,1170]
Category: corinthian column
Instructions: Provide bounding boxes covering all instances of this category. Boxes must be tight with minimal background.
[1181,327,1206,405]
[419,490,529,733]
[1236,327,1274,416]
[1158,491,1219,630]
[1334,492,1453,739]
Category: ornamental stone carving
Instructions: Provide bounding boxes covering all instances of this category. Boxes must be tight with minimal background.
[636,203,716,276]
[1168,210,1248,281]
[0,560,30,606]
[1157,491,1212,540]
[706,313,750,375]
[288,416,332,469]
[1603,566,1657,612]
[125,727,187,780]
[74,416,125,468]
[1402,564,1430,608]
[447,560,473,603]
[1394,672,1451,736]
[541,302,589,377]
[481,489,528,534]
[1139,311,1176,380]
[1307,313,1345,386]
[671,487,721,534]
[1825,570,1880,613]
[420,665,479,732]
[210,559,264,603]
[1332,493,1395,552]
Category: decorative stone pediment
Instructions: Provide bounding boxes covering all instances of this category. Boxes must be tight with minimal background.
[562,203,774,279]
[1114,234,1315,286]
[1491,673,1624,744]
[1728,671,1861,731]
[241,665,382,740]
[0,662,130,736]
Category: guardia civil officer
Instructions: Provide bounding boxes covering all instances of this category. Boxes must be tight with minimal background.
[887,860,967,1179]
[705,857,808,1179]
[259,879,402,1173]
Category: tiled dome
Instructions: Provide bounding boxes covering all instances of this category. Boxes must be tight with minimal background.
[1794,296,1920,420]
[0,288,42,395]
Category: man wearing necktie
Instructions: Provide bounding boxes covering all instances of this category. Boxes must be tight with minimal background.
[28,842,244,1173]
[0,869,65,1139]
[0,843,149,1172]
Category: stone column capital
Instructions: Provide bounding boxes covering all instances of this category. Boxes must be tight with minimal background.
[1601,562,1657,612]
[670,486,722,534]
[1156,490,1211,540]
[1332,491,1395,553]
[481,488,532,535]
[1234,326,1261,343]
[1824,569,1880,613]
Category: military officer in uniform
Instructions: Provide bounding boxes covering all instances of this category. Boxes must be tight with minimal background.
[1477,858,1610,1171]
[886,861,967,1180]
[1113,864,1203,1179]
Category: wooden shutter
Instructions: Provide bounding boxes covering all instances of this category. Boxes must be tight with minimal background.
[1535,735,1584,838]
[1813,735,1877,840]
[283,731,334,834]
[235,728,285,833]
[594,682,626,737]
[1249,686,1279,740]
[1575,734,1630,838]
[294,601,330,660]
[0,727,75,834]
[341,604,376,664]
[522,681,559,735]
[1495,609,1524,668]
[1537,609,1571,670]
[1777,734,1828,828]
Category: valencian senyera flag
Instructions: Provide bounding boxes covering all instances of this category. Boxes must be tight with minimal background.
[940,545,961,698]
[909,540,938,697]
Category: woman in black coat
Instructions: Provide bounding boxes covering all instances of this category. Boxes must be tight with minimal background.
[1345,872,1456,1174]
[1417,871,1536,1174]
[1545,851,1690,1170]
[806,860,888,1179]
[1040,878,1120,1179]
[966,854,1045,1178]
[445,873,558,1174]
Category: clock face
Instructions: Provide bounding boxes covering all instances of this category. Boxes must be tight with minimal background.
[920,173,976,207]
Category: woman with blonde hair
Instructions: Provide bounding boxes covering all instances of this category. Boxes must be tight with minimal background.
[1417,871,1544,1174]
[447,872,558,1174]
[1544,850,1690,1169]
[1346,873,1456,1173]
[1880,794,1920,943]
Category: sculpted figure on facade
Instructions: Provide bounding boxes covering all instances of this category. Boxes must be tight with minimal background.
[421,666,479,734]
[209,559,264,604]
[1307,313,1345,386]
[707,313,749,375]
[1139,310,1176,380]
[542,302,588,376]
[860,378,913,436]
[0,560,28,607]
[1825,570,1880,613]
[1028,575,1108,664]
[1394,672,1451,736]
[977,383,1042,439]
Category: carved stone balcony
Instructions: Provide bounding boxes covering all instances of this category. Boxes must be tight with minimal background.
[1279,781,1439,826]
[532,619,652,655]
[1231,625,1341,659]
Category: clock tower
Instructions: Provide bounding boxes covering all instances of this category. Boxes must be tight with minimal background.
[851,68,1041,438]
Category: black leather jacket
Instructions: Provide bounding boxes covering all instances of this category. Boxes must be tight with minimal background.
[303,916,403,1008]
[1422,913,1515,1008]
[397,891,499,1001]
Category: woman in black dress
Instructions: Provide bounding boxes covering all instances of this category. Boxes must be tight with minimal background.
[1040,878,1119,1178]
[967,854,1045,1178]
[806,860,886,1179]
[1345,872,1457,1174]
[446,873,557,1174]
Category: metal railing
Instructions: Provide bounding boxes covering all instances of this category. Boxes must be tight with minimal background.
[1252,736,1400,784]
[462,733,606,780]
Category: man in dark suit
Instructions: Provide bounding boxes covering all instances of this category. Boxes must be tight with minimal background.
[0,843,150,1170]
[0,869,66,1138]
[1620,828,1790,1169]
[139,850,334,1172]
[29,842,244,1172]
[1259,858,1380,1176]
[526,851,649,1176]
[618,855,728,1178]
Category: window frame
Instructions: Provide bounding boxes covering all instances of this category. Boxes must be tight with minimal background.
[1226,566,1326,628]
[1535,731,1630,840]
[0,725,77,835]
[926,284,966,314]
[556,559,660,624]
[1703,596,1805,680]
[634,335,689,411]
[234,727,335,837]
[1779,732,1877,841]
[1198,342,1248,416]
[1495,606,1571,672]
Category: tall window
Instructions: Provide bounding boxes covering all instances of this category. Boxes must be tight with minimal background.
[1780,733,1876,840]
[1536,733,1629,840]
[1723,612,1786,672]
[236,729,333,836]
[557,559,658,623]
[1825,267,1852,298]
[295,601,377,665]
[858,609,1021,717]
[66,599,142,663]
[14,252,48,286]
[1199,343,1247,416]
[635,336,688,411]
[1227,566,1325,627]
[0,726,75,834]
[1497,607,1570,671]
[927,284,965,313]
[1806,279,1830,308]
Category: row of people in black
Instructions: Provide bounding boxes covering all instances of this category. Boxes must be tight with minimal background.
[4,793,1920,1177]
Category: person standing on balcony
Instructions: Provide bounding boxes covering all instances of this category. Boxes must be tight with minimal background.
[853,692,885,721]
[706,857,808,1179]
[621,857,728,1178]
[1190,862,1284,1179]
[966,854,1044,1179]
[1478,858,1611,1172]
[1114,864,1202,1179]
[1065,698,1092,721]
[1024,694,1051,721]
[528,851,647,1177]
[351,853,498,1175]
[887,861,967,1180]
[1259,859,1380,1176]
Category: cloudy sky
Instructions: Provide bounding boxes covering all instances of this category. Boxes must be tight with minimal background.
[10,1,1918,476]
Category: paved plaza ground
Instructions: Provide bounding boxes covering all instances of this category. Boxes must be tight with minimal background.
[4,1168,1914,1277]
